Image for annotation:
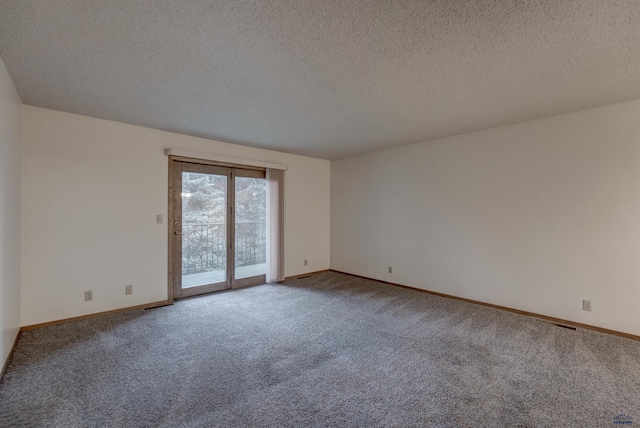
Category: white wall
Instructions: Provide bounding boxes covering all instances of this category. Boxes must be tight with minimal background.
[0,56,22,367]
[21,106,330,326]
[332,99,640,336]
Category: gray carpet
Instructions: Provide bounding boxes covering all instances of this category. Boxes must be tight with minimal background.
[1,271,639,427]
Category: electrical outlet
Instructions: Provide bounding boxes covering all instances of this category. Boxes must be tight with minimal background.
[582,299,592,311]
[388,266,392,274]
[304,259,308,266]
[156,215,163,224]
[84,290,93,301]
[125,285,133,295]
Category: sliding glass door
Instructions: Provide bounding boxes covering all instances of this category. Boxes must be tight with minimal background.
[170,160,266,298]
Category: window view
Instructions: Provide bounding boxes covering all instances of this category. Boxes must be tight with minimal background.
[235,177,267,279]
[180,171,266,288]
[181,172,227,288]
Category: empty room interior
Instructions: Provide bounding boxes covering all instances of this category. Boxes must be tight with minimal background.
[1,1,640,426]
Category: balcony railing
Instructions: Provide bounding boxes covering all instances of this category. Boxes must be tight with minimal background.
[182,222,266,276]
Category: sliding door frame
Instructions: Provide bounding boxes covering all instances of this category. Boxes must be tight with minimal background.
[168,155,267,300]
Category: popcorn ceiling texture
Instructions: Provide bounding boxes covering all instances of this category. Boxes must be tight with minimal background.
[0,1,639,158]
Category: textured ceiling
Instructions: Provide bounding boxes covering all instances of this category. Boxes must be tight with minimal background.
[1,1,640,159]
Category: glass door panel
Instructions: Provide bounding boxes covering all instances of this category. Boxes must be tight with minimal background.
[171,162,232,299]
[181,171,228,288]
[234,175,267,280]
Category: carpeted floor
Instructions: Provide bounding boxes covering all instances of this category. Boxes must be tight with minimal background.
[1,271,639,427]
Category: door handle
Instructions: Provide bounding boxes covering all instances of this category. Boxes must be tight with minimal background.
[174,230,183,235]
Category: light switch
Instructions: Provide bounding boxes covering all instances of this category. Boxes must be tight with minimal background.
[156,215,163,224]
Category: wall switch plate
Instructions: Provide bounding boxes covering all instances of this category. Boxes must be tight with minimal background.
[125,285,133,295]
[582,299,592,311]
[304,259,308,266]
[156,215,163,224]
[388,266,392,274]
[84,291,93,301]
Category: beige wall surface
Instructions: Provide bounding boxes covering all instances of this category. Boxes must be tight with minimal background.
[0,56,22,367]
[21,106,330,326]
[331,99,640,336]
